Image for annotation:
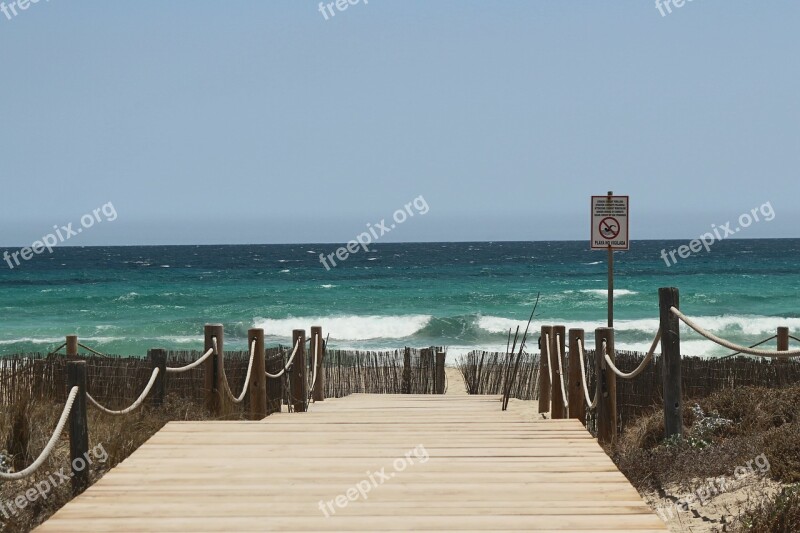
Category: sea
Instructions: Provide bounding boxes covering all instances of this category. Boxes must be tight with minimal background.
[1,240,798,360]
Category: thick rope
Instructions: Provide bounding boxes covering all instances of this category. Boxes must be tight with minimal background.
[47,342,67,356]
[87,368,160,415]
[166,347,214,374]
[0,387,78,480]
[603,329,661,379]
[791,335,800,343]
[720,335,779,360]
[226,339,256,404]
[266,338,301,379]
[544,333,552,387]
[308,334,319,400]
[78,343,109,358]
[576,339,599,410]
[554,334,568,409]
[671,307,800,357]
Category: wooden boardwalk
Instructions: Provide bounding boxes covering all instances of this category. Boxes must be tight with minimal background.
[38,395,667,531]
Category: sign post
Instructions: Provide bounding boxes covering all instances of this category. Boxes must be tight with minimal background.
[591,192,629,327]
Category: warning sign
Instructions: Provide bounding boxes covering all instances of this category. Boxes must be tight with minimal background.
[591,196,629,250]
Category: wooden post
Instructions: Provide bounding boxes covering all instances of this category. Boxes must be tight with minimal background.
[435,351,446,394]
[311,326,325,402]
[204,324,223,417]
[290,329,307,412]
[66,361,89,495]
[249,328,267,419]
[402,347,411,394]
[66,335,78,359]
[551,325,567,419]
[147,349,167,408]
[778,326,789,353]
[538,326,552,414]
[659,287,682,440]
[266,348,282,415]
[568,328,586,424]
[595,327,617,445]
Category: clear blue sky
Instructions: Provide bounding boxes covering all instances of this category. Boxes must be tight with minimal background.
[1,1,798,245]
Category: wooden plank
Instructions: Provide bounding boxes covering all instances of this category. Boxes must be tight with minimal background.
[37,394,666,531]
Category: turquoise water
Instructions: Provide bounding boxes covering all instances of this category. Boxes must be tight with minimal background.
[1,240,798,358]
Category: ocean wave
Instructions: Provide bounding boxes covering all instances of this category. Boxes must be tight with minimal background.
[253,315,432,341]
[115,292,139,301]
[578,289,638,297]
[477,314,800,340]
[0,337,64,345]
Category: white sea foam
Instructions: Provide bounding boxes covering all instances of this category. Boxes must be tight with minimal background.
[0,337,64,345]
[115,292,140,301]
[578,289,638,297]
[253,315,432,341]
[478,314,800,346]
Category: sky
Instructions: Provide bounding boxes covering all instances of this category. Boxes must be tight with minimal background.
[0,1,798,246]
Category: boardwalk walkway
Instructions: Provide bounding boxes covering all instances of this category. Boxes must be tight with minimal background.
[38,395,667,531]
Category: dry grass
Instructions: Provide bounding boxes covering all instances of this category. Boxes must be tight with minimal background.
[611,384,800,531]
[731,484,800,532]
[0,394,216,532]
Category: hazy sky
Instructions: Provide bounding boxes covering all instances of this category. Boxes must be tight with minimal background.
[1,1,798,245]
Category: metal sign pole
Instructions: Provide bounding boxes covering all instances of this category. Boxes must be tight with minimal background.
[607,191,614,328]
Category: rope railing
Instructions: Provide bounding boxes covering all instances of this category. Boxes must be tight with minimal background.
[47,342,67,357]
[719,335,779,360]
[602,329,661,379]
[544,333,552,388]
[87,368,160,415]
[791,335,800,343]
[671,307,800,357]
[0,386,79,481]
[576,338,599,410]
[78,343,109,358]
[554,334,568,408]
[266,338,301,379]
[308,334,319,400]
[166,347,214,374]
[223,338,256,404]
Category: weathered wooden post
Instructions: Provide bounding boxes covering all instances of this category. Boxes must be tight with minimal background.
[66,335,79,359]
[204,324,223,417]
[66,360,89,495]
[538,326,552,414]
[659,287,682,440]
[290,329,307,412]
[147,348,167,408]
[265,348,282,415]
[777,326,789,353]
[568,328,586,424]
[402,347,411,394]
[595,327,617,445]
[311,326,325,402]
[249,328,267,419]
[551,325,567,419]
[435,351,446,394]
